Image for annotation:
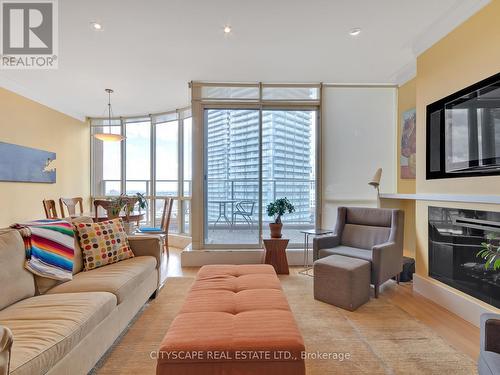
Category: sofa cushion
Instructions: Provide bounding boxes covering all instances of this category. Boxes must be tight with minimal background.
[68,216,94,274]
[0,230,35,310]
[478,351,500,375]
[341,223,390,250]
[319,245,373,262]
[346,207,392,227]
[75,218,134,271]
[0,292,116,375]
[45,256,157,304]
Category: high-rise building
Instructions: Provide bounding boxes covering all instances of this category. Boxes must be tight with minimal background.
[206,109,314,225]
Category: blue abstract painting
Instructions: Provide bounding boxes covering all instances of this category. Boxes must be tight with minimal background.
[0,142,56,183]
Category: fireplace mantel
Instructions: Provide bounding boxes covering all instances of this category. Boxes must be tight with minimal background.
[379,193,500,205]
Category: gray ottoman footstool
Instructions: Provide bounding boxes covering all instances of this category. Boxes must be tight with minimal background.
[313,254,371,311]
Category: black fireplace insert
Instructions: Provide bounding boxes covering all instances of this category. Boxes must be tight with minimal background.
[428,206,500,308]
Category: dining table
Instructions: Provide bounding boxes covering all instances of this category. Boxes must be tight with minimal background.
[74,210,145,224]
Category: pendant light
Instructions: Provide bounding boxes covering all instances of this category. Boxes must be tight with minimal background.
[93,89,125,142]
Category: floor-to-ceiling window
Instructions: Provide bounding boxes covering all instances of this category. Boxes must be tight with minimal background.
[196,83,320,248]
[90,108,191,234]
[90,119,122,196]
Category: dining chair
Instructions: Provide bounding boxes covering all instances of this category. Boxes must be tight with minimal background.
[137,197,174,257]
[42,199,59,219]
[59,197,84,217]
[93,199,115,222]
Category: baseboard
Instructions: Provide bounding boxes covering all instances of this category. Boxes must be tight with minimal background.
[181,248,312,267]
[413,274,499,327]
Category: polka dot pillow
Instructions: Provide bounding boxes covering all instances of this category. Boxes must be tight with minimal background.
[75,218,134,271]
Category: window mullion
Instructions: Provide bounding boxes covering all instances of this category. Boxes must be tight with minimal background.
[150,115,156,226]
[121,117,126,195]
[178,114,185,234]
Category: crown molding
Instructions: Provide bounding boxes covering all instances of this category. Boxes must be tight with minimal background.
[412,0,491,57]
[0,74,85,121]
[391,61,417,87]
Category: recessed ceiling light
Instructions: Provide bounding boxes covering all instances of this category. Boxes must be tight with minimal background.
[91,22,103,30]
[223,25,232,34]
[349,27,361,36]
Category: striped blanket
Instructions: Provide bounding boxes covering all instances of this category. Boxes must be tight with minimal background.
[11,219,75,281]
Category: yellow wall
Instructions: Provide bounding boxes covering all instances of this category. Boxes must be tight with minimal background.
[416,0,500,195]
[379,197,416,258]
[414,0,500,312]
[0,87,90,226]
[397,78,416,194]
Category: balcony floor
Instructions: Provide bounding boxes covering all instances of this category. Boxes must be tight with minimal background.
[205,224,315,246]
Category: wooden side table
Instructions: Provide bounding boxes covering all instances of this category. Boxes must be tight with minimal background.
[263,238,289,275]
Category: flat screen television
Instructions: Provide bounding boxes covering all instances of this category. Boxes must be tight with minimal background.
[427,71,500,179]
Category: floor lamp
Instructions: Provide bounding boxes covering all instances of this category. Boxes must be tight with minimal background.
[369,168,382,207]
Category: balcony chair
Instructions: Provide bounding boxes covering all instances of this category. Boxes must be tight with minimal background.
[42,199,59,219]
[479,313,500,375]
[313,206,404,298]
[232,200,256,228]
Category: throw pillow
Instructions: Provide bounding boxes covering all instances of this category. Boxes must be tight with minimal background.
[75,218,134,271]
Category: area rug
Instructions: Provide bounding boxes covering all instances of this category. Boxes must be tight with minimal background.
[93,275,477,375]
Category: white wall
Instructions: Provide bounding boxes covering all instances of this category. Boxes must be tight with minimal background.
[321,87,397,229]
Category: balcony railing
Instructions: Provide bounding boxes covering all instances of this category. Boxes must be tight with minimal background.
[207,178,316,225]
[93,178,316,233]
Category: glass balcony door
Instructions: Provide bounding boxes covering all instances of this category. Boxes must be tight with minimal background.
[204,109,261,246]
[262,110,316,244]
[204,108,317,247]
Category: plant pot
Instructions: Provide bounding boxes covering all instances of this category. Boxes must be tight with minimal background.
[269,223,283,238]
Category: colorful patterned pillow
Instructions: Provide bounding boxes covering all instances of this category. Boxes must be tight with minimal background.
[75,218,134,271]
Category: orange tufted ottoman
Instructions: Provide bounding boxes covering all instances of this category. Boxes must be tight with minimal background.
[156,264,305,375]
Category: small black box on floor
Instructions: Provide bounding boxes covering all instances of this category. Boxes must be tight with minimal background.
[398,256,415,282]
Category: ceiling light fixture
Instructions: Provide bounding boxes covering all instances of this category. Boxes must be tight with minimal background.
[223,25,232,34]
[93,89,125,142]
[91,22,103,30]
[349,27,361,36]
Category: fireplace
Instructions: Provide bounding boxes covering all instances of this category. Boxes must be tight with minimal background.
[428,206,500,308]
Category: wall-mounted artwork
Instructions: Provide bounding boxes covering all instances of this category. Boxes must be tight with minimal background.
[0,142,56,183]
[401,108,416,179]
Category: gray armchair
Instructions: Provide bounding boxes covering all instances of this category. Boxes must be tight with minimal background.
[479,313,500,375]
[313,206,404,297]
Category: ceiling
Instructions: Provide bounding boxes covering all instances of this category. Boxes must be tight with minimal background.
[0,0,490,120]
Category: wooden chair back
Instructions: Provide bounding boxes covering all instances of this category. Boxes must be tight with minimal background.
[160,197,174,233]
[59,197,84,217]
[42,199,59,219]
[93,199,115,221]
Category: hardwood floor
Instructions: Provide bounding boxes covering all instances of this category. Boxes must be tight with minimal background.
[160,248,480,361]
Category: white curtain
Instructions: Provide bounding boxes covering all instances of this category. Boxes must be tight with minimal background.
[322,86,397,229]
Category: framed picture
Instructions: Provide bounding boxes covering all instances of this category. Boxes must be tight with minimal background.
[0,142,56,183]
[401,108,416,179]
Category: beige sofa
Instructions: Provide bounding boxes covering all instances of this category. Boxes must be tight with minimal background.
[0,217,163,375]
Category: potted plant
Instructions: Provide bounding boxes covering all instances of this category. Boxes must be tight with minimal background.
[266,197,295,238]
[135,193,148,213]
[476,234,500,270]
[108,195,128,219]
